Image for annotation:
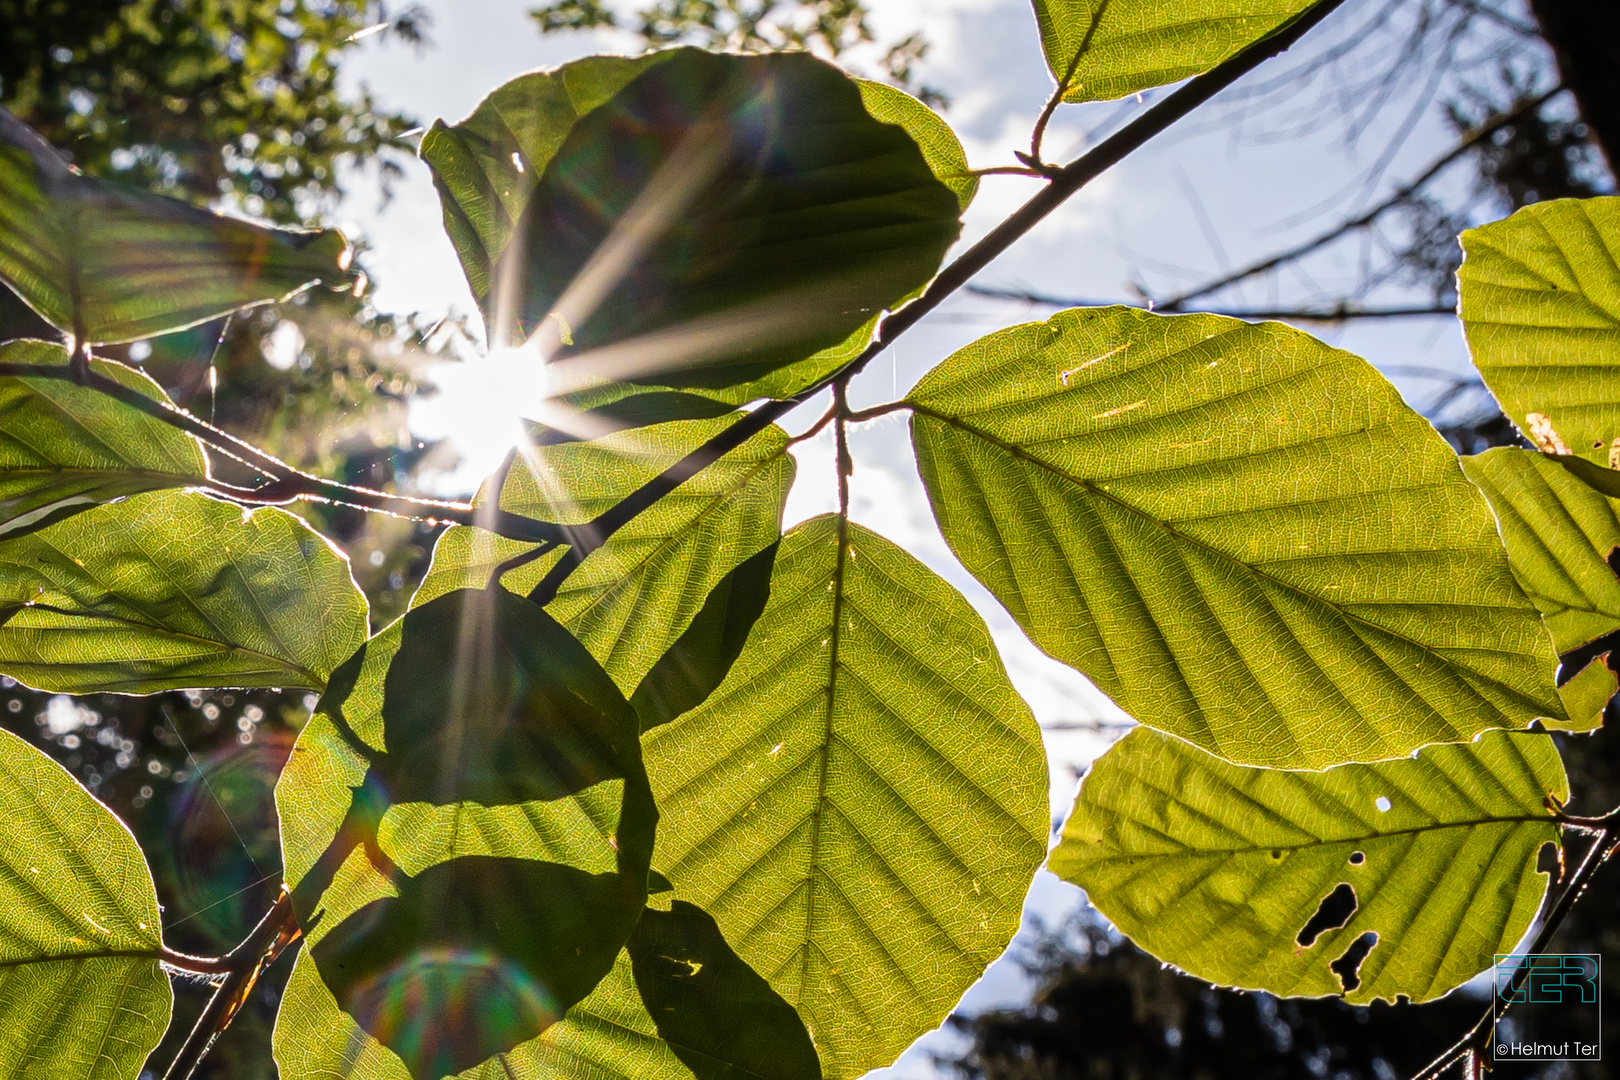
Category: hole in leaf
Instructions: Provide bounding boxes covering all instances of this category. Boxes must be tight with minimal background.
[1270,849,1283,860]
[1296,882,1357,948]
[1331,931,1378,993]
[1374,796,1391,812]
[1348,851,1365,866]
[1537,840,1562,881]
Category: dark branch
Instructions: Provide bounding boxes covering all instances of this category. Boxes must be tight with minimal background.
[0,361,563,544]
[163,889,300,1080]
[523,0,1353,602]
[965,286,1459,321]
[1153,85,1565,311]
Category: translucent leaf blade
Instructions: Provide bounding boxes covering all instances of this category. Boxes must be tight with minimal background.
[0,489,368,693]
[643,515,1048,1078]
[908,306,1564,768]
[0,727,171,1079]
[1031,0,1320,104]
[1050,727,1565,1004]
[0,107,353,344]
[0,340,207,538]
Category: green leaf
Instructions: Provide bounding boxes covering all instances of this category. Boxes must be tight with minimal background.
[275,596,664,1080]
[641,515,1048,1079]
[0,107,353,344]
[630,540,777,732]
[522,392,737,446]
[325,587,650,809]
[310,851,649,1080]
[0,726,171,1079]
[629,900,820,1080]
[854,80,977,213]
[1030,0,1319,104]
[908,306,1564,768]
[1459,196,1620,464]
[415,417,792,696]
[275,946,695,1080]
[425,48,960,395]
[1461,448,1620,655]
[1049,727,1565,1003]
[0,488,368,693]
[1556,655,1615,733]
[0,340,207,539]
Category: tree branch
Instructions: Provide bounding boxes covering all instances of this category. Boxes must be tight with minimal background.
[522,0,1352,603]
[965,286,1459,321]
[0,361,563,544]
[1409,818,1618,1080]
[163,888,300,1080]
[1152,85,1565,311]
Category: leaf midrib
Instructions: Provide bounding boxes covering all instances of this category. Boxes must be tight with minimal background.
[909,402,1549,712]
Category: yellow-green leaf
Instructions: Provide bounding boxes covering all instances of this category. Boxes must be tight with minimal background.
[1031,0,1319,104]
[1459,196,1620,464]
[642,515,1048,1078]
[908,306,1564,768]
[415,418,791,695]
[0,489,368,693]
[0,727,171,1079]
[0,340,207,538]
[0,107,352,344]
[1050,727,1564,1003]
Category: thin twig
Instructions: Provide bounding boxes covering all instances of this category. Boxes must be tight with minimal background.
[163,888,300,1080]
[965,286,1459,321]
[521,0,1351,603]
[1409,818,1618,1080]
[0,361,563,543]
[1152,85,1565,311]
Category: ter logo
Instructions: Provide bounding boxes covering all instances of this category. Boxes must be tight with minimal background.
[1498,955,1599,1005]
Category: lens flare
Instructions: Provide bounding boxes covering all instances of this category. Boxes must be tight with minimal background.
[345,946,559,1079]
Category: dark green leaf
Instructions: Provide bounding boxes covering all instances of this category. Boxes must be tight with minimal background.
[1050,727,1565,1003]
[329,587,646,809]
[0,488,368,693]
[629,900,821,1080]
[276,590,662,1079]
[0,727,171,1079]
[630,539,776,731]
[522,49,959,391]
[908,306,1564,768]
[0,106,353,344]
[0,340,207,539]
[522,391,737,446]
[425,49,959,394]
[311,852,648,1080]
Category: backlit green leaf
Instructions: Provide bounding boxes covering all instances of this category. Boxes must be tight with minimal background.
[1030,0,1319,104]
[0,340,206,538]
[424,49,960,400]
[1050,727,1565,1003]
[0,488,368,693]
[1462,448,1620,656]
[275,589,662,1080]
[628,900,820,1080]
[642,515,1048,1079]
[414,418,791,696]
[630,540,777,732]
[0,726,171,1079]
[908,306,1563,768]
[0,107,353,344]
[1459,196,1620,465]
